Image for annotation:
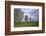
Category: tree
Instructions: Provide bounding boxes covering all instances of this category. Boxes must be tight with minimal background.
[14,8,24,22]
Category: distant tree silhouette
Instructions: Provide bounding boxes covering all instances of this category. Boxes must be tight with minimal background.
[14,8,24,22]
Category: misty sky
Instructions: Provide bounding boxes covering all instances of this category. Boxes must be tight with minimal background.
[21,8,39,22]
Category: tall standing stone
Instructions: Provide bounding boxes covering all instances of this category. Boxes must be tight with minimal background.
[25,15,28,22]
[29,17,31,22]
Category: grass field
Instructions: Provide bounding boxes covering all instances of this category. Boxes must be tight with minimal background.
[14,22,39,27]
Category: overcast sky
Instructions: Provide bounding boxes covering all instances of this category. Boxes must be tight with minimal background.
[21,8,39,21]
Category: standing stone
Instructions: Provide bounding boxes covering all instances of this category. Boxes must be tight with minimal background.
[25,15,28,22]
[29,17,31,22]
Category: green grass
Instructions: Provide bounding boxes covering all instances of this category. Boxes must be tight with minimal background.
[14,22,39,27]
